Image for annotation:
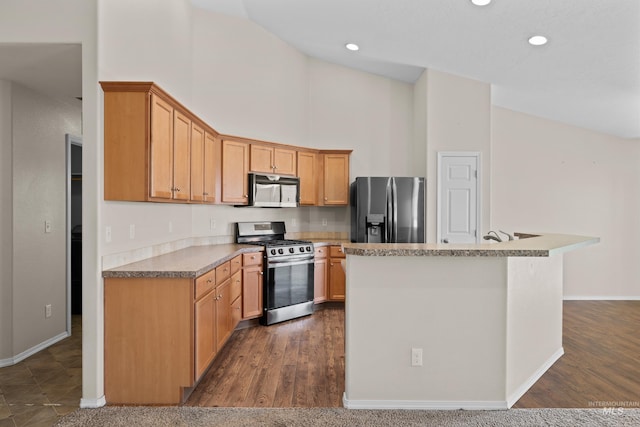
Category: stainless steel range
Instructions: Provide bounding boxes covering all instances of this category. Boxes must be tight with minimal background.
[235,221,314,325]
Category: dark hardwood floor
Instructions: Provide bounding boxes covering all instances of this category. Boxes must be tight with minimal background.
[514,300,640,408]
[186,304,345,407]
[186,301,640,409]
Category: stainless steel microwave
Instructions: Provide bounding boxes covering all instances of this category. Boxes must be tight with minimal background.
[246,173,300,207]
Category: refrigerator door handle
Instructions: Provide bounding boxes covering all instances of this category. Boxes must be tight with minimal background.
[392,178,398,242]
[385,179,393,243]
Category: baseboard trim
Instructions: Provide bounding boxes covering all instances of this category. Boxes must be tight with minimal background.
[0,330,70,368]
[564,296,640,301]
[506,347,564,407]
[80,395,107,409]
[342,393,508,410]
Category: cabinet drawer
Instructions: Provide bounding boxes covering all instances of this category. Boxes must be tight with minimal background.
[314,246,328,258]
[230,271,242,302]
[243,252,262,266]
[330,246,345,258]
[230,255,242,275]
[216,261,231,285]
[195,269,215,300]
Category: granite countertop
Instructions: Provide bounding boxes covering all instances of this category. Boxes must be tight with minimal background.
[102,244,263,279]
[103,238,349,279]
[341,233,599,257]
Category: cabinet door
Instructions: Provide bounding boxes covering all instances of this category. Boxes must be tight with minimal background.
[149,94,174,199]
[274,147,297,175]
[203,132,217,203]
[242,264,263,319]
[194,289,216,381]
[250,144,274,173]
[190,123,205,202]
[323,153,350,205]
[328,258,346,301]
[172,111,191,201]
[215,279,232,349]
[221,140,249,204]
[297,151,317,205]
[314,257,328,303]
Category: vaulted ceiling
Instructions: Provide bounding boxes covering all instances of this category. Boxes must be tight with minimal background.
[193,0,640,139]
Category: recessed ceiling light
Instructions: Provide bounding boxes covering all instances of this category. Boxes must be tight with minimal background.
[471,0,492,6]
[345,43,360,51]
[528,35,548,46]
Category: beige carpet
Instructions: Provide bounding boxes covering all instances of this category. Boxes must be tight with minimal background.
[54,407,640,426]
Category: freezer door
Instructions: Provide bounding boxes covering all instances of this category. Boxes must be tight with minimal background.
[391,177,425,243]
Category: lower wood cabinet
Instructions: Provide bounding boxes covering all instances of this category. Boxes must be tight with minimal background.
[104,252,259,405]
[328,246,346,301]
[242,253,263,319]
[314,246,328,303]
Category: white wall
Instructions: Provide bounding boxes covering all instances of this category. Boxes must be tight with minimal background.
[11,83,82,354]
[0,0,99,405]
[492,107,640,298]
[425,69,491,243]
[0,80,13,359]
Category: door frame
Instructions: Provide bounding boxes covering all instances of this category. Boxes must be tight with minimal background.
[436,151,482,244]
[66,134,82,334]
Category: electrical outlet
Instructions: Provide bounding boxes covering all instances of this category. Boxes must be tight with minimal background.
[169,221,173,233]
[411,348,423,367]
[105,226,112,242]
[292,218,297,227]
[129,224,135,239]
[44,220,52,233]
[45,304,52,318]
[210,219,216,231]
[322,218,328,227]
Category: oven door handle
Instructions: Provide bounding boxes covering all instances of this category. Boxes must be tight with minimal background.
[267,257,314,268]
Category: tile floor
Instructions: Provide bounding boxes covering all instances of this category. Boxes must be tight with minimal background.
[0,316,82,427]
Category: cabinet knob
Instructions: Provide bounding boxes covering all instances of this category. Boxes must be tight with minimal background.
[251,255,256,259]
[203,192,208,196]
[244,194,248,198]
[324,197,328,201]
[259,272,263,276]
[330,263,334,266]
[207,278,213,283]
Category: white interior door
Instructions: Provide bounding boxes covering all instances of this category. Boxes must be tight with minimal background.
[437,152,480,244]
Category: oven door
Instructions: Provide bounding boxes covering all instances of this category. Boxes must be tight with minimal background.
[264,256,314,310]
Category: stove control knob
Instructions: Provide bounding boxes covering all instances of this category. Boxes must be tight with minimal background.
[289,247,295,254]
[271,249,277,255]
[299,247,305,252]
[306,246,312,252]
[278,248,284,254]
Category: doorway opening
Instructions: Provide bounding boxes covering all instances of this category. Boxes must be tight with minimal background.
[66,134,82,333]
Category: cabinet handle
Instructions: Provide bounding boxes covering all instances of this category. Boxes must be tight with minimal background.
[330,263,334,266]
[251,255,256,259]
[203,192,208,196]
[324,197,328,201]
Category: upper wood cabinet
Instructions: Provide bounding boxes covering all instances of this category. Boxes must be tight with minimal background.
[101,82,351,206]
[297,151,317,206]
[203,132,217,203]
[190,123,205,202]
[221,139,250,204]
[101,82,217,203]
[250,144,297,175]
[321,152,351,206]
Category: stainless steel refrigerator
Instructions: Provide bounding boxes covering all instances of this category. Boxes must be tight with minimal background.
[350,177,425,243]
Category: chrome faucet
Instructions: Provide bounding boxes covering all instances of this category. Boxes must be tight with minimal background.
[499,230,514,241]
[483,231,502,242]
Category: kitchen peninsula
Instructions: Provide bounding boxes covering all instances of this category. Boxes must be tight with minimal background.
[341,233,598,410]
